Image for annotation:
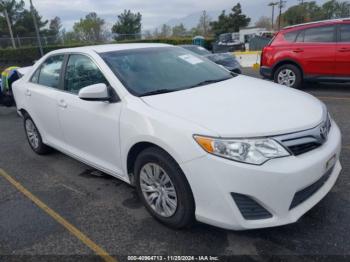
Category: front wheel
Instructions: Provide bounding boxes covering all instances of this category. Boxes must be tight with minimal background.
[274,64,302,89]
[134,147,195,229]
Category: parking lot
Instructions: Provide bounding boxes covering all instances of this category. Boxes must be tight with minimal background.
[0,68,349,261]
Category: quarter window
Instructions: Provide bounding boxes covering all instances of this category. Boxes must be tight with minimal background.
[30,67,40,83]
[303,26,335,43]
[31,55,64,88]
[64,54,108,94]
[339,24,350,42]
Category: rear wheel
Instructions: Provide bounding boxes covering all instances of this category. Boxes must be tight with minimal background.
[274,64,302,89]
[134,147,195,229]
[23,114,51,155]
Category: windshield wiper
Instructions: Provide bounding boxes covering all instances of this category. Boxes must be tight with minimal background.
[187,77,232,89]
[140,89,177,97]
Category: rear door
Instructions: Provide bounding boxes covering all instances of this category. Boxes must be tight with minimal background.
[293,25,337,77]
[335,23,350,76]
[25,55,65,147]
[56,53,124,176]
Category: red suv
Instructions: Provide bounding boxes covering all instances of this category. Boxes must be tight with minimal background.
[260,19,350,88]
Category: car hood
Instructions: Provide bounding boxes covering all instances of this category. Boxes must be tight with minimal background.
[141,75,325,137]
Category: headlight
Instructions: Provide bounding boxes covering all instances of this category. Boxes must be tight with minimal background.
[194,135,290,165]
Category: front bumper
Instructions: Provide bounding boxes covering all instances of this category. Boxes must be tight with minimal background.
[260,66,273,79]
[181,122,342,230]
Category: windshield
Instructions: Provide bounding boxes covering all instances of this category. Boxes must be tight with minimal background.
[101,47,233,97]
[182,45,211,56]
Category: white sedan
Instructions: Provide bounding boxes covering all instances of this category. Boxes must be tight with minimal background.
[12,44,342,230]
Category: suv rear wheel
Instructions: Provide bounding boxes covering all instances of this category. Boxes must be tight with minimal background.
[274,64,302,89]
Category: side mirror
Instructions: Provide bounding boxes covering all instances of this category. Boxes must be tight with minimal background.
[78,83,110,102]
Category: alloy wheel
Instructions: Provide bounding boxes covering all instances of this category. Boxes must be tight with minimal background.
[139,163,178,217]
[277,69,296,87]
[25,119,40,149]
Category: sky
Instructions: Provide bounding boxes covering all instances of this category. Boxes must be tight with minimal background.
[25,0,328,31]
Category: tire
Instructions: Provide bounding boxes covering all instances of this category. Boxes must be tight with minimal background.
[274,64,303,89]
[23,113,51,155]
[134,147,195,229]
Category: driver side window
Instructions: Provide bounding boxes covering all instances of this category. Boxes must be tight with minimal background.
[65,54,109,94]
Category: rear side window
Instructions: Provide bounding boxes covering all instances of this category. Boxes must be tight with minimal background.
[283,31,299,42]
[339,24,350,42]
[31,55,65,88]
[303,26,335,43]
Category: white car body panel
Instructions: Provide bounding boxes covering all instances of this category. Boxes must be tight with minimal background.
[142,75,324,137]
[12,43,342,230]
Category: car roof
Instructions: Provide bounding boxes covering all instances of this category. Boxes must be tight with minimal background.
[282,18,350,31]
[49,43,172,55]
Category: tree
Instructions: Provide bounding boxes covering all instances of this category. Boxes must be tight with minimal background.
[152,28,160,38]
[159,24,171,38]
[143,29,152,39]
[210,3,251,36]
[255,16,272,30]
[73,12,105,42]
[189,27,201,36]
[228,3,251,31]
[112,9,142,40]
[172,23,186,37]
[0,0,24,26]
[197,10,211,36]
[0,0,24,47]
[335,1,350,17]
[322,0,350,19]
[210,10,229,36]
[49,16,62,38]
[279,1,323,26]
[62,30,79,44]
[279,0,350,27]
[13,9,48,36]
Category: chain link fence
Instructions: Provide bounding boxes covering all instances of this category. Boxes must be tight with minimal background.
[0,36,64,49]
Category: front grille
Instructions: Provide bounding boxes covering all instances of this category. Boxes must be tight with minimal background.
[274,112,332,156]
[231,193,272,220]
[289,166,334,210]
[288,142,321,156]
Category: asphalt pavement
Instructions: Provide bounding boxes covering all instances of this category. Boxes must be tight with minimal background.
[0,69,349,261]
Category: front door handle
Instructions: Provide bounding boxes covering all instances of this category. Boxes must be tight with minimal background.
[292,48,304,53]
[338,48,350,52]
[58,99,67,108]
[25,89,31,96]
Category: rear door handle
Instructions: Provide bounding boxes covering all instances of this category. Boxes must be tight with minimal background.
[58,99,67,108]
[338,48,350,52]
[292,48,304,53]
[25,89,31,96]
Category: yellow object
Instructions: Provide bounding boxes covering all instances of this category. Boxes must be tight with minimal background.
[233,51,261,55]
[1,66,19,92]
[253,63,260,70]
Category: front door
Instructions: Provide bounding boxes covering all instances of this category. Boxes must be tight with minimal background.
[57,54,124,176]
